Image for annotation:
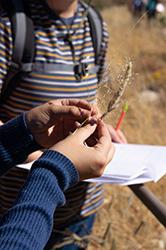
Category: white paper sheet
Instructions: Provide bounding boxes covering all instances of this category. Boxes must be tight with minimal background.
[17,143,166,186]
[86,144,166,185]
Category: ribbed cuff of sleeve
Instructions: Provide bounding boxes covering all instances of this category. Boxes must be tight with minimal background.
[0,114,40,167]
[32,150,79,191]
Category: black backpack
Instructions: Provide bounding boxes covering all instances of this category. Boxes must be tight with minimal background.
[0,0,103,103]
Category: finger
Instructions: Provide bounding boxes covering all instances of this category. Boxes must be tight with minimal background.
[49,105,91,121]
[91,104,99,117]
[0,120,4,126]
[116,129,128,143]
[85,119,99,146]
[97,120,110,142]
[72,120,97,142]
[56,99,92,111]
[95,120,112,154]
[107,124,123,143]
[75,121,81,128]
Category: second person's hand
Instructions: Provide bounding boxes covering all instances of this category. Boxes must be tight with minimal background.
[51,119,115,180]
[106,124,127,144]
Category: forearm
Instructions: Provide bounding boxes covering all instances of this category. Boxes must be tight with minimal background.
[0,114,39,176]
[0,150,79,250]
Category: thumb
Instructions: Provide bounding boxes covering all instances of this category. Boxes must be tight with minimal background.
[72,120,97,143]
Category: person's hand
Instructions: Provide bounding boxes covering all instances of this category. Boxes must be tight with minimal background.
[51,119,115,180]
[106,124,127,143]
[26,99,97,148]
[0,120,4,126]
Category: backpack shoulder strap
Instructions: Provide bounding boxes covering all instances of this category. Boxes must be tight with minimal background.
[11,0,27,67]
[0,0,34,104]
[1,0,34,69]
[81,2,103,65]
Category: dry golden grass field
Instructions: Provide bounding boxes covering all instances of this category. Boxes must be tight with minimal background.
[88,5,166,250]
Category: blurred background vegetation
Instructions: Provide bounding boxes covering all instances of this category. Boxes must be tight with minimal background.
[85,0,126,9]
[83,1,166,250]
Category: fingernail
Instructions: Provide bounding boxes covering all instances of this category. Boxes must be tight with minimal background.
[80,110,90,118]
[89,118,97,125]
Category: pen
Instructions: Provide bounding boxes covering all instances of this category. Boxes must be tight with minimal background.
[115,102,128,131]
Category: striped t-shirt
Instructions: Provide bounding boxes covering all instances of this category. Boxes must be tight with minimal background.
[0,0,109,228]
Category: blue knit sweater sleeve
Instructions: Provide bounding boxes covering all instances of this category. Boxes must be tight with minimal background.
[0,114,79,249]
[0,150,79,250]
[0,114,39,176]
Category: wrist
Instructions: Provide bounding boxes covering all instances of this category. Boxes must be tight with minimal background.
[0,115,40,173]
[32,150,79,191]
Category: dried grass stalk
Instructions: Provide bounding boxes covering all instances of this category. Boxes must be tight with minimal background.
[101,61,133,119]
[76,61,133,130]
